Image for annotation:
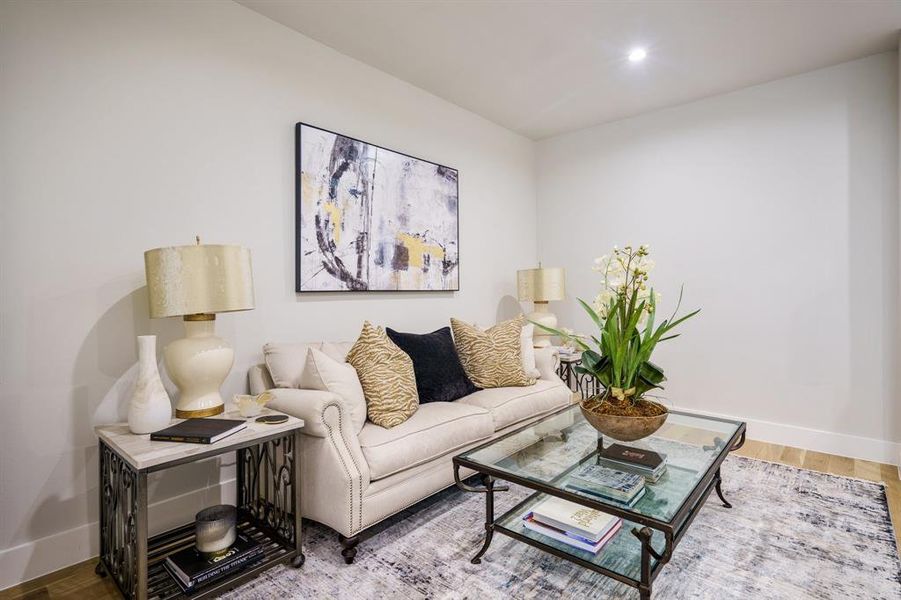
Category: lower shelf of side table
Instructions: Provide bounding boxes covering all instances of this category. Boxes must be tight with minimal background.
[144,515,296,600]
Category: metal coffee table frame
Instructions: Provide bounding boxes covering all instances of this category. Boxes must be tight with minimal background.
[453,406,746,600]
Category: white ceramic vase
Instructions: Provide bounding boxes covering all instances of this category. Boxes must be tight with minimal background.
[128,335,173,434]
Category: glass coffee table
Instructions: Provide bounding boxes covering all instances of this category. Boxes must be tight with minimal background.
[453,404,746,600]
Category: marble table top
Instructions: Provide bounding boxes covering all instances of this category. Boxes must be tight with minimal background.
[95,408,304,471]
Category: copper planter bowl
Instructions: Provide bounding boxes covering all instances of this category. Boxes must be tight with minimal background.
[580,398,669,442]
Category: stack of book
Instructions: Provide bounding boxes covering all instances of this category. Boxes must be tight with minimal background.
[565,464,646,506]
[598,443,668,483]
[164,533,263,593]
[522,496,621,554]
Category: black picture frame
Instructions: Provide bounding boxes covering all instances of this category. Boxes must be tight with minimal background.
[295,122,460,293]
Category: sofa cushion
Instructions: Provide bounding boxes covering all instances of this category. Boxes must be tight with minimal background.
[347,322,419,428]
[358,402,493,480]
[263,342,322,388]
[451,316,535,388]
[386,326,479,403]
[521,324,541,379]
[299,348,367,433]
[474,321,541,379]
[457,379,572,431]
[321,341,354,362]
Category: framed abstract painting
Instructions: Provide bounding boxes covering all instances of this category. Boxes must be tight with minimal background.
[295,123,460,292]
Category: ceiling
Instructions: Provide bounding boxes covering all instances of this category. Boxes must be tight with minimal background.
[238,0,901,140]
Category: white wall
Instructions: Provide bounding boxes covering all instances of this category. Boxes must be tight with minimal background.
[0,0,536,588]
[536,53,900,463]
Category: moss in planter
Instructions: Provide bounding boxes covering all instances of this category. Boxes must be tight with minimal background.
[584,395,667,418]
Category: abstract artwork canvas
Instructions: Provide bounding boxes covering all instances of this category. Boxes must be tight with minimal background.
[296,123,460,292]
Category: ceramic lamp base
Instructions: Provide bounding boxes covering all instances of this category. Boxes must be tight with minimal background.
[527,302,557,348]
[164,315,234,419]
[176,405,225,419]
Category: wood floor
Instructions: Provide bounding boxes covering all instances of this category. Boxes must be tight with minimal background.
[2,440,899,600]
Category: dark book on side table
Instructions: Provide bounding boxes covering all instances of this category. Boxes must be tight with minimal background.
[164,534,263,593]
[151,418,247,444]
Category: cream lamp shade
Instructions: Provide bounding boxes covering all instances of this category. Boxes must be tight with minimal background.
[517,266,565,348]
[144,244,254,318]
[143,242,254,418]
[517,267,565,302]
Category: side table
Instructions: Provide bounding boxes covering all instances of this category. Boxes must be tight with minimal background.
[94,410,304,600]
[556,353,601,399]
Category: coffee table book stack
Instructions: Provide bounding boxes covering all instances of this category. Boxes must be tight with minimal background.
[600,443,669,482]
[565,464,646,507]
[522,496,621,553]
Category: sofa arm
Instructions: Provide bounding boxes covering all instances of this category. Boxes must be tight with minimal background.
[267,388,370,536]
[267,388,358,440]
[534,346,560,382]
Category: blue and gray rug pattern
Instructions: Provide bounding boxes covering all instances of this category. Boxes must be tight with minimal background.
[225,456,901,599]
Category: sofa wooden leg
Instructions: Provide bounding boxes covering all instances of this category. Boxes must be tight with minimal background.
[339,534,359,564]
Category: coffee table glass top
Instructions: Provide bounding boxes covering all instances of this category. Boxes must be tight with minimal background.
[456,404,743,525]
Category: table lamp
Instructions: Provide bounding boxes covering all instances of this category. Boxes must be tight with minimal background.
[517,265,565,348]
[144,240,254,418]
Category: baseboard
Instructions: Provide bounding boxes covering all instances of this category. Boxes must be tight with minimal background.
[0,478,236,592]
[675,405,901,466]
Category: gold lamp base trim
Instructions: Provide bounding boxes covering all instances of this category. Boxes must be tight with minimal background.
[184,313,216,322]
[176,405,225,419]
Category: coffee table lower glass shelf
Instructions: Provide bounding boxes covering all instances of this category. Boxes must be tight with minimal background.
[496,492,667,584]
[453,404,746,599]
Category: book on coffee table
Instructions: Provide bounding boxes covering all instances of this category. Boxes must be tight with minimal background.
[529,496,621,542]
[565,483,647,507]
[598,443,669,481]
[567,464,645,504]
[601,443,666,470]
[522,511,622,553]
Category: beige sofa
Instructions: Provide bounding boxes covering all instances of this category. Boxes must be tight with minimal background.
[248,342,572,563]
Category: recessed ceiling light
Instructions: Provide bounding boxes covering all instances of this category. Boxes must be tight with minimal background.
[628,47,647,63]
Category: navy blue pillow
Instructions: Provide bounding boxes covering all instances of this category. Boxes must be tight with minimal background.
[386,327,480,403]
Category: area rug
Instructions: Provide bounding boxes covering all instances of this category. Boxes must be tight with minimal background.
[224,456,901,599]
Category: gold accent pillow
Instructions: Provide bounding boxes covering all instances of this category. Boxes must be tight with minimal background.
[346,321,419,428]
[450,316,536,388]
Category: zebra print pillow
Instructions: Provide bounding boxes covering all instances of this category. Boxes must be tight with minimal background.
[450,316,536,388]
[347,321,419,428]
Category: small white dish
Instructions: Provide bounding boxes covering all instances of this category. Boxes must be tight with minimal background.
[234,392,272,418]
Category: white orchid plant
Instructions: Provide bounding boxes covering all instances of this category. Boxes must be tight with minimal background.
[538,244,698,407]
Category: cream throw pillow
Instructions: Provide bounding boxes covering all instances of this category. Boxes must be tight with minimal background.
[263,342,321,388]
[451,316,536,388]
[299,348,367,433]
[321,341,354,362]
[521,323,541,379]
[346,321,419,428]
